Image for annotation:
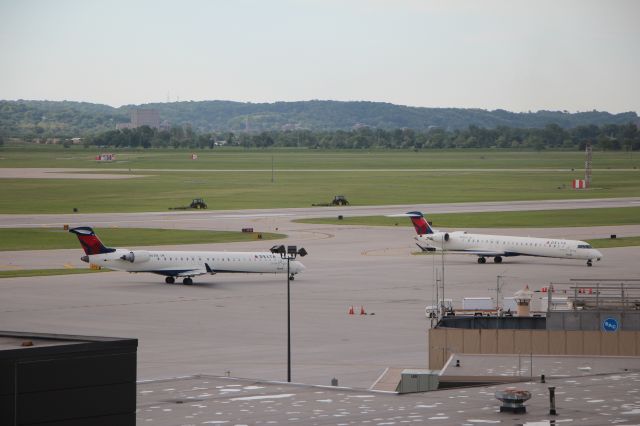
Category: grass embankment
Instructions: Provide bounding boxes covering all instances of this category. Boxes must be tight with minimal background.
[296,207,640,248]
[0,147,638,213]
[295,207,640,228]
[0,228,285,251]
[588,236,640,248]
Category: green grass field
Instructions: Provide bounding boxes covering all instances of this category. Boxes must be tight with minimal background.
[0,228,285,251]
[1,146,639,213]
[2,145,639,169]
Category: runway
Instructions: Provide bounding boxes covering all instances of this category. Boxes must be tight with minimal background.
[1,200,639,389]
[1,196,639,229]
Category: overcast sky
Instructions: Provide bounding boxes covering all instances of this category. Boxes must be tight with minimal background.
[1,0,638,113]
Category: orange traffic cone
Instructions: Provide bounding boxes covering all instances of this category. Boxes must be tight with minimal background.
[348,306,354,315]
[360,306,366,315]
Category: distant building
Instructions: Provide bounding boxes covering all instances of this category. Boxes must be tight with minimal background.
[131,109,160,128]
[116,109,164,130]
[115,122,132,130]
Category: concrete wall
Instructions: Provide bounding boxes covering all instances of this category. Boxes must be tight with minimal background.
[547,310,640,331]
[428,328,640,369]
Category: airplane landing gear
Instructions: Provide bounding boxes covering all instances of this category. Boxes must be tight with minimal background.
[587,260,593,267]
[494,256,503,263]
[477,257,487,264]
[165,276,175,284]
[289,274,295,281]
[183,277,193,285]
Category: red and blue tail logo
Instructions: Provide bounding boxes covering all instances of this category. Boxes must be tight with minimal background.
[407,211,433,235]
[69,227,115,255]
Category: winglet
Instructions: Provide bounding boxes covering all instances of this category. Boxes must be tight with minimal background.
[205,263,215,274]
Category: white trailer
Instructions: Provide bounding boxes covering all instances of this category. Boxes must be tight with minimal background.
[425,299,453,318]
[462,297,495,311]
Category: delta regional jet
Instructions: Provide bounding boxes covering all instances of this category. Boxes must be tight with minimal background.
[70,227,305,284]
[392,212,603,267]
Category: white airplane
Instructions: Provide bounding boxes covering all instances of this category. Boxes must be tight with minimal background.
[391,211,603,267]
[69,226,306,284]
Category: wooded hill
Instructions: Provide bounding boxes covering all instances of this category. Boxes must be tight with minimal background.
[1,99,637,138]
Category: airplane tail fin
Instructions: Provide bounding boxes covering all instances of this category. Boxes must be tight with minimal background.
[386,211,434,235]
[68,227,116,255]
[406,211,434,235]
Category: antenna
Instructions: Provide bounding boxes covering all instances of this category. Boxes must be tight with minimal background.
[585,143,592,188]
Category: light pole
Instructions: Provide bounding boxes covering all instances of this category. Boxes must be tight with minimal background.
[270,244,307,382]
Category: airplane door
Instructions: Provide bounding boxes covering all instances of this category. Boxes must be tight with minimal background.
[564,247,576,257]
[275,257,285,272]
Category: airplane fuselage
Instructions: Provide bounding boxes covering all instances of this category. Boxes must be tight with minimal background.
[86,248,305,277]
[418,231,602,262]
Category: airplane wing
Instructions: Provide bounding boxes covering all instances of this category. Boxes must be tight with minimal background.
[175,269,208,277]
[148,268,209,277]
[158,263,217,277]
[458,249,508,257]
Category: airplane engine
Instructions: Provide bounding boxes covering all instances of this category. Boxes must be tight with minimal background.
[120,250,150,263]
[429,232,450,243]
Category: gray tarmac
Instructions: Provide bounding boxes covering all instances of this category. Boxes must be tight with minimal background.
[1,201,639,390]
[1,201,640,425]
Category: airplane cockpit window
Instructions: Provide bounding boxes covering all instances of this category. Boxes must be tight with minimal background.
[577,244,593,249]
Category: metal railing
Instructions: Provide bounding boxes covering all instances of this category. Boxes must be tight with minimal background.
[546,279,640,311]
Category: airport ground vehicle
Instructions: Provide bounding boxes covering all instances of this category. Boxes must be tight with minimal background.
[425,299,454,318]
[331,195,350,206]
[189,198,207,209]
[169,198,208,210]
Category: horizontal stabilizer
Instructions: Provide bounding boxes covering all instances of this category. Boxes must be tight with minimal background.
[386,212,423,218]
[416,243,436,252]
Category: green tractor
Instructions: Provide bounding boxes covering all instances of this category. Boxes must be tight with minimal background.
[331,195,350,206]
[189,198,208,209]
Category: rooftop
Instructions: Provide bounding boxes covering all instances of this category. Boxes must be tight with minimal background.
[136,372,640,425]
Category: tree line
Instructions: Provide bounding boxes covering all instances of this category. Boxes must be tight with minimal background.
[1,99,638,136]
[85,122,640,151]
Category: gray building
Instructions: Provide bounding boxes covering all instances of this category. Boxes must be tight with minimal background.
[116,109,162,130]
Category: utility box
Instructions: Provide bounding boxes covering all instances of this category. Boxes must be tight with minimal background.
[397,369,439,393]
[502,297,517,312]
[540,296,571,312]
